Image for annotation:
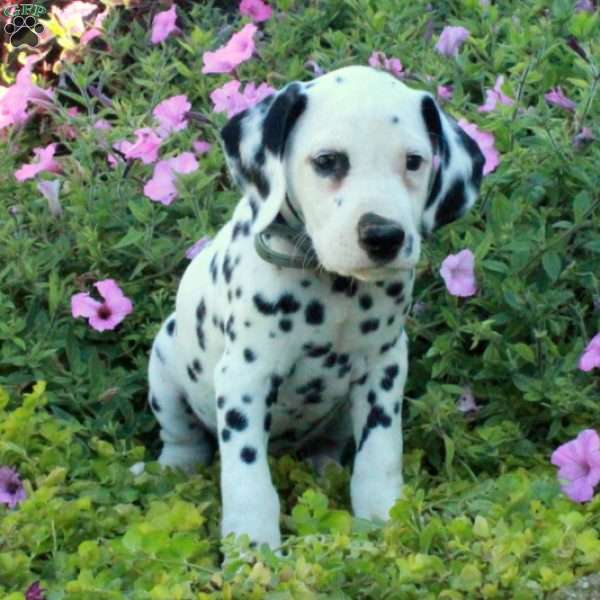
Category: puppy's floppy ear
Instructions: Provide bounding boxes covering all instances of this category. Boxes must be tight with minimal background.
[419,94,485,234]
[220,82,307,233]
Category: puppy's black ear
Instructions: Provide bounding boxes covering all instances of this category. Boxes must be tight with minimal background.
[420,94,485,234]
[221,82,307,232]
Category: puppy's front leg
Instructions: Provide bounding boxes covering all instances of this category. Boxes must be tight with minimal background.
[214,354,282,548]
[350,332,408,521]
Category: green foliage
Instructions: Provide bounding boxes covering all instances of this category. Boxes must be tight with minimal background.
[1,0,599,596]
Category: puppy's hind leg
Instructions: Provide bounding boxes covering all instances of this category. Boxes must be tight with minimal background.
[148,321,215,472]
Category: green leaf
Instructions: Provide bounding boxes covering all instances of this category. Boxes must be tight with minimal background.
[542,252,562,281]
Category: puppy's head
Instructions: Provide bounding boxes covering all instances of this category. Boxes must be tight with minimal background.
[221,65,484,281]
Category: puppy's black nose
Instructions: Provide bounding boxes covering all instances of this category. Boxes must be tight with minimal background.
[357,213,405,263]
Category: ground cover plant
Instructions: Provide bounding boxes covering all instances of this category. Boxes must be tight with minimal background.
[0,0,599,597]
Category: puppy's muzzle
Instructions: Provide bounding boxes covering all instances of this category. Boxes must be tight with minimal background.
[357,213,405,263]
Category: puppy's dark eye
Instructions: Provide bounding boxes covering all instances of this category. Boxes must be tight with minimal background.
[406,154,423,171]
[311,152,350,177]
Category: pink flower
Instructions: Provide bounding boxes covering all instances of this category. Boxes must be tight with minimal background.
[457,386,480,413]
[210,80,275,118]
[0,466,26,508]
[192,139,212,155]
[551,429,600,503]
[36,179,62,217]
[202,23,258,74]
[14,144,61,182]
[71,279,133,332]
[240,0,272,22]
[304,60,325,76]
[457,118,500,175]
[114,128,162,164]
[478,75,514,112]
[575,0,595,12]
[435,26,470,57]
[440,249,477,297]
[56,106,80,139]
[437,85,453,102]
[545,87,576,110]
[144,152,199,205]
[93,119,112,131]
[573,127,595,149]
[368,51,404,78]
[0,66,54,130]
[52,1,97,37]
[579,332,600,372]
[153,94,191,136]
[151,5,180,44]
[25,581,45,600]
[81,8,109,45]
[186,236,212,260]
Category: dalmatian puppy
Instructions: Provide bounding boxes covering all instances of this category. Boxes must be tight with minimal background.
[147,65,484,548]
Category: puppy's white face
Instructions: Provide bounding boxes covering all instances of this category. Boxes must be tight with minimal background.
[284,67,433,281]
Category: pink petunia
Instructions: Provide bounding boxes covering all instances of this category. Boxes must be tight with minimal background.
[440,249,477,297]
[81,8,109,45]
[545,87,576,110]
[573,127,594,149]
[114,128,162,164]
[0,466,26,509]
[551,429,600,503]
[143,152,199,205]
[151,5,180,44]
[0,66,54,130]
[192,139,212,155]
[457,386,480,413]
[575,0,595,12]
[36,179,62,217]
[202,23,258,74]
[71,279,133,332]
[478,75,514,113]
[435,26,470,57]
[457,118,500,175]
[25,581,45,600]
[186,236,212,260]
[579,332,600,372]
[240,0,272,22]
[368,51,404,78]
[14,144,61,182]
[210,80,275,118]
[52,1,97,37]
[153,94,191,137]
[93,118,112,131]
[437,85,453,102]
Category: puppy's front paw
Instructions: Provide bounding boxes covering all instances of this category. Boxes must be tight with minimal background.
[351,472,403,522]
[222,487,281,548]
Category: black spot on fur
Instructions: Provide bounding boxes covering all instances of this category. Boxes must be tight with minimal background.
[187,366,197,382]
[222,428,231,442]
[392,115,399,124]
[338,363,352,378]
[240,446,257,464]
[235,287,242,299]
[196,324,205,351]
[279,318,292,332]
[150,396,161,412]
[296,377,323,395]
[394,402,400,414]
[358,405,392,451]
[222,253,234,284]
[209,253,219,283]
[226,408,247,431]
[305,300,325,325]
[217,396,225,409]
[249,196,259,222]
[352,373,368,386]
[386,282,404,297]
[323,353,337,368]
[264,412,271,431]
[154,346,165,364]
[338,353,349,364]
[359,295,373,310]
[367,390,377,405]
[266,374,282,407]
[380,337,398,354]
[225,315,236,342]
[332,276,359,297]
[243,348,256,362]
[192,359,202,374]
[361,319,380,334]
[381,364,400,390]
[387,315,396,326]
[242,394,252,404]
[166,320,175,336]
[303,342,332,358]
[300,279,312,287]
[279,293,301,313]
[304,393,322,404]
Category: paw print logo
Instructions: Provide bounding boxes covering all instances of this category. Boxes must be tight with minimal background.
[4,15,44,48]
